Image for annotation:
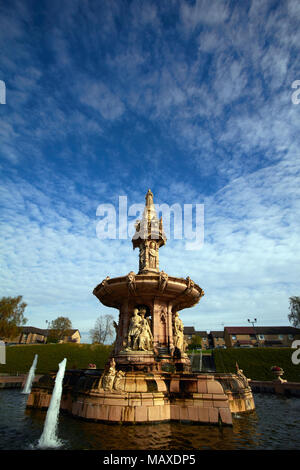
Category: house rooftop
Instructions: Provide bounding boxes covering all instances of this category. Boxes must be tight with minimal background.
[210,331,224,337]
[183,327,208,337]
[225,326,300,335]
[183,326,196,335]
[19,326,80,337]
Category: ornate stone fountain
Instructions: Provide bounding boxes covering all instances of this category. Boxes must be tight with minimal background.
[93,189,203,375]
[27,189,255,425]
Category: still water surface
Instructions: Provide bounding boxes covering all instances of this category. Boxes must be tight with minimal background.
[0,389,300,450]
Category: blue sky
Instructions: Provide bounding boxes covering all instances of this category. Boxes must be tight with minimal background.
[0,0,300,342]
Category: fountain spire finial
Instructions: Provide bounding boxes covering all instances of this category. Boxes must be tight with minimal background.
[143,188,158,226]
[145,188,153,205]
[132,190,166,274]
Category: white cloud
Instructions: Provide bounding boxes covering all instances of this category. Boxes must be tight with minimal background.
[79,80,125,120]
[1,0,300,336]
[1,153,299,334]
[180,0,230,31]
[287,0,300,18]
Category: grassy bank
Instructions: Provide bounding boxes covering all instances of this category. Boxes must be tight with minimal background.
[0,343,113,375]
[214,348,300,382]
[2,344,299,382]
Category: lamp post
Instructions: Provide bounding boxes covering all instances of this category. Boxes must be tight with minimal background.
[248,318,258,347]
[45,320,49,344]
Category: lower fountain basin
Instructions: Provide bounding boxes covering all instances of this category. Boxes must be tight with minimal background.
[27,369,255,426]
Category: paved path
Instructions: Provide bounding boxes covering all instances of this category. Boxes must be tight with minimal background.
[0,375,41,389]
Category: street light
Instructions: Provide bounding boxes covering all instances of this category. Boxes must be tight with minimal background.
[248,318,258,347]
[45,320,49,344]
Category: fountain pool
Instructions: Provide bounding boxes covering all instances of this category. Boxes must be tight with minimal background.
[1,390,300,450]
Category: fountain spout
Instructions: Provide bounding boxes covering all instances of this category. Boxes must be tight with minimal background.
[22,354,38,394]
[37,358,67,448]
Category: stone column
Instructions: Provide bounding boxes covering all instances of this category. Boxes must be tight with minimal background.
[118,299,129,354]
[167,302,174,352]
[152,298,160,350]
[113,308,122,355]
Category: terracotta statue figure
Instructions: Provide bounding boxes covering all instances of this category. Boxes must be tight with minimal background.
[102,358,116,391]
[127,271,136,295]
[173,312,184,351]
[139,246,146,271]
[158,270,168,292]
[149,241,157,269]
[113,370,125,391]
[235,362,251,387]
[126,308,142,350]
[138,309,153,351]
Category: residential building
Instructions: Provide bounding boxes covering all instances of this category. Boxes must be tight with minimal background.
[209,331,226,348]
[4,326,81,345]
[19,326,48,344]
[183,326,196,341]
[59,329,81,343]
[224,326,300,348]
[195,331,210,349]
[183,327,210,349]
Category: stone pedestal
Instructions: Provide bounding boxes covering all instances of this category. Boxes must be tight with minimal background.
[27,369,237,425]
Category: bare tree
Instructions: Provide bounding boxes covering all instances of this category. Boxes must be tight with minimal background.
[89,314,115,344]
[288,296,300,327]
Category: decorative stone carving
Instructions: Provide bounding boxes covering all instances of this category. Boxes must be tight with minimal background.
[139,245,146,272]
[173,312,184,352]
[148,241,158,270]
[99,276,111,295]
[146,188,154,205]
[158,270,168,292]
[160,311,166,323]
[127,271,136,295]
[185,276,195,294]
[236,362,251,387]
[101,358,116,391]
[113,370,125,391]
[138,309,153,351]
[132,189,166,274]
[124,307,153,352]
[125,308,141,350]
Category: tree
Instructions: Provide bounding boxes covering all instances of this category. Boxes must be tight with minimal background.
[288,296,300,328]
[48,316,73,342]
[89,314,115,344]
[188,334,202,351]
[0,295,27,339]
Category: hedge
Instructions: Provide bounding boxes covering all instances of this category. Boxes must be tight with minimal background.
[214,347,300,382]
[0,343,113,375]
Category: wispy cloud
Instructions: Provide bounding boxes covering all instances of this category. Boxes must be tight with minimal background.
[0,0,300,334]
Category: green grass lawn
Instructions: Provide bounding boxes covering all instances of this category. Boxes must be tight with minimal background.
[188,349,213,355]
[214,347,300,382]
[2,344,299,382]
[0,343,113,375]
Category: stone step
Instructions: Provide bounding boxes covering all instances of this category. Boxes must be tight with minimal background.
[158,347,169,356]
[189,354,216,372]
